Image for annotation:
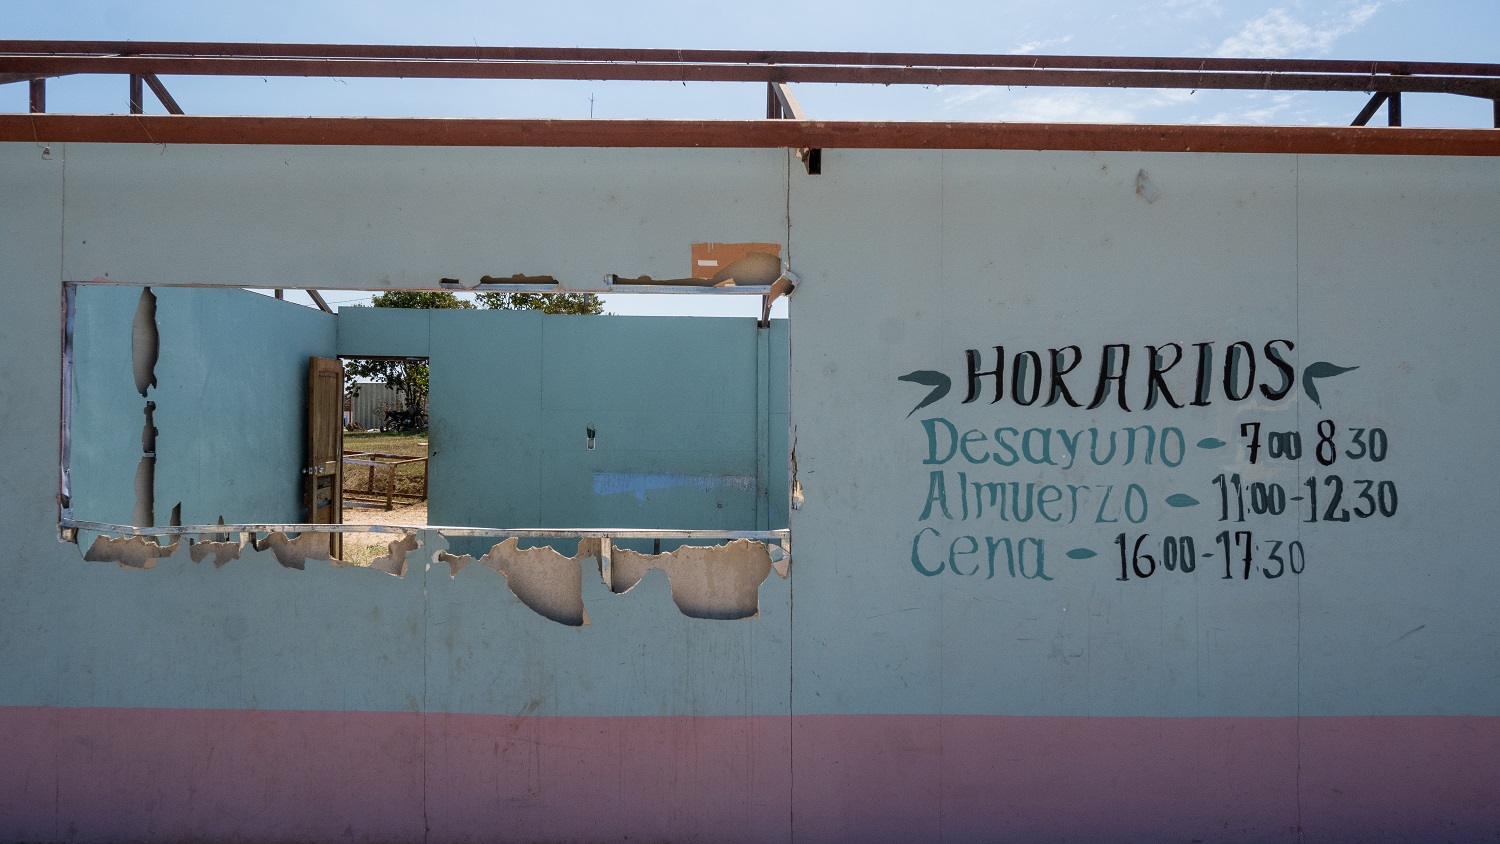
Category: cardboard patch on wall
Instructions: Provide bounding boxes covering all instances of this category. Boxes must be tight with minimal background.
[690,242,782,284]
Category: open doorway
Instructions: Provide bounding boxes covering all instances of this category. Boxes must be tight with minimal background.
[339,355,431,565]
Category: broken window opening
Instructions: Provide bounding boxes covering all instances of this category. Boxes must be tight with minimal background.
[59,271,795,625]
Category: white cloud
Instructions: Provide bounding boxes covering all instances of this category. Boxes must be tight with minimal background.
[1010,34,1074,55]
[943,87,1206,125]
[1199,92,1337,125]
[1215,3,1382,57]
[987,91,1139,123]
[1204,92,1295,123]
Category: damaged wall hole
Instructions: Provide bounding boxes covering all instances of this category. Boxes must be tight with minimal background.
[63,277,796,626]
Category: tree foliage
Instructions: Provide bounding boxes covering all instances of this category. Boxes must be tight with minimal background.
[475,292,603,314]
[366,290,474,310]
[343,290,600,429]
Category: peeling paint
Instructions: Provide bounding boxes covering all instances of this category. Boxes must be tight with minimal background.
[365,534,418,577]
[790,433,803,511]
[257,531,344,570]
[130,455,154,528]
[438,538,591,627]
[131,287,158,397]
[82,534,178,569]
[612,539,785,621]
[442,549,470,577]
[592,471,756,502]
[140,401,157,453]
[769,544,791,579]
[189,538,242,567]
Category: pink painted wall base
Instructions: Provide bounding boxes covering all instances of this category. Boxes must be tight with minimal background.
[2,707,1496,842]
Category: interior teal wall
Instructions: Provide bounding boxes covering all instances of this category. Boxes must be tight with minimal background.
[422,309,788,557]
[70,286,336,529]
[69,285,145,528]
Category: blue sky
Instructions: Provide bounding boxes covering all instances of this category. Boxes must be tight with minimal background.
[5,0,1494,315]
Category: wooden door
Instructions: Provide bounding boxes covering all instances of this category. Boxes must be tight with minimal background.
[305,356,344,558]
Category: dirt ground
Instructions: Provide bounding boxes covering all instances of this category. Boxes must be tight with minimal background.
[339,430,428,566]
[340,501,428,566]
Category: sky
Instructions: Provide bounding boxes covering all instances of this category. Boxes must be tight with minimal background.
[5,0,1495,316]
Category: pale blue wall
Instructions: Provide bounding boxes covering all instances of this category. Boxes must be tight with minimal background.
[7,139,1500,843]
[28,141,1500,723]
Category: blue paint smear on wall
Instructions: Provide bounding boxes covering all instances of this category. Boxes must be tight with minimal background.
[593,471,757,502]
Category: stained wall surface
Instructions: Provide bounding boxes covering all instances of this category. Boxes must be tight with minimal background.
[2,139,1498,843]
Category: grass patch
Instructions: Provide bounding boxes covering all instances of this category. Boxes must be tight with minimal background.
[339,533,407,567]
[343,430,429,500]
[344,430,428,458]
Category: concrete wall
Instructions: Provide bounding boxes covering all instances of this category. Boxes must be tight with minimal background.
[2,139,1498,843]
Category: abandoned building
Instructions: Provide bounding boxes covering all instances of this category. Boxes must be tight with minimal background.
[2,43,1499,842]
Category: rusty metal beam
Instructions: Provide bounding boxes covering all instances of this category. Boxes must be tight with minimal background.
[6,114,1499,156]
[0,71,68,85]
[128,73,143,114]
[29,78,43,113]
[1388,91,1402,126]
[1,55,1497,98]
[307,289,333,313]
[1351,92,1389,126]
[768,82,820,174]
[3,41,1497,78]
[141,73,183,114]
[772,83,807,120]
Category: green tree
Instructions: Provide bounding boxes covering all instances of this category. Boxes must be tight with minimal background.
[476,291,603,314]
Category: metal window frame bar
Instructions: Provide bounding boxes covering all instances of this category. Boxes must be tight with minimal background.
[65,275,794,298]
[62,517,788,543]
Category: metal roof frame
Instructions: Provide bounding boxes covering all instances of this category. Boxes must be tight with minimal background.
[2,41,1497,156]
